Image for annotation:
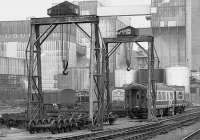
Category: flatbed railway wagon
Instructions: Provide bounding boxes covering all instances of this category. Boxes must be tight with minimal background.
[124,83,188,119]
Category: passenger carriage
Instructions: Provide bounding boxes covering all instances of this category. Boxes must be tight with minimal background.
[124,83,187,119]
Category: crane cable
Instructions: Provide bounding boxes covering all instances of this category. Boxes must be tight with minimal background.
[125,43,132,71]
[61,24,69,75]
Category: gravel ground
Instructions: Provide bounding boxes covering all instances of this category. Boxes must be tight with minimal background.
[0,117,146,140]
[148,120,200,140]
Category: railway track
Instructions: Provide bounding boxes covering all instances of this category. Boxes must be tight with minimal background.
[182,128,200,140]
[55,109,200,140]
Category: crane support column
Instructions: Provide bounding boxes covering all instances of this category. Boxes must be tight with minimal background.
[89,22,105,130]
[105,43,111,114]
[27,24,43,121]
[147,40,156,121]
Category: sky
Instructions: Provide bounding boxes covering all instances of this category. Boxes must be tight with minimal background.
[0,0,150,21]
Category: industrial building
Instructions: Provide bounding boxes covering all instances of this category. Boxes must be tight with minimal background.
[1,1,200,138]
[0,0,200,105]
[150,0,200,104]
[0,0,131,106]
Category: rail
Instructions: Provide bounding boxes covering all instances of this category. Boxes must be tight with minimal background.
[55,108,200,140]
[182,128,200,140]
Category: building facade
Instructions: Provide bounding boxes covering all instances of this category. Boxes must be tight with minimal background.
[151,0,186,68]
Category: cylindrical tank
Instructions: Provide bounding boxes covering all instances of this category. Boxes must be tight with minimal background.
[136,69,165,84]
[115,69,137,87]
[165,66,190,94]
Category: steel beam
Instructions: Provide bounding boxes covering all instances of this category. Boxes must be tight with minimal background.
[105,43,111,114]
[35,25,43,119]
[27,24,44,121]
[104,36,153,43]
[103,35,156,121]
[75,23,91,39]
[147,41,156,121]
[107,43,121,58]
[31,15,99,25]
[89,23,105,130]
[27,15,105,130]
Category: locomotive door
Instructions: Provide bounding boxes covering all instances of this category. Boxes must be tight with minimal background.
[135,90,140,108]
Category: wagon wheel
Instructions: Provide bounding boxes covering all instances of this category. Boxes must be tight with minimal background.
[63,119,70,132]
[36,120,43,133]
[50,120,58,134]
[8,119,15,128]
[42,119,49,132]
[0,118,4,125]
[69,118,74,131]
[28,120,36,134]
[58,119,64,133]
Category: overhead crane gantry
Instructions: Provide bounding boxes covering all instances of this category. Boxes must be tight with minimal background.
[103,35,157,121]
[27,15,106,130]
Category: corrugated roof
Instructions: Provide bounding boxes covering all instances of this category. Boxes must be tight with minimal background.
[123,83,147,90]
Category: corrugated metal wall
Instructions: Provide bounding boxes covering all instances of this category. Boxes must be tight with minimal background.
[55,67,89,91]
[191,0,200,71]
[151,0,186,68]
[0,57,25,75]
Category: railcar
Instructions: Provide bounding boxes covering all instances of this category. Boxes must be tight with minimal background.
[124,83,187,119]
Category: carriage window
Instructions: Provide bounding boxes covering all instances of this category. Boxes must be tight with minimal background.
[166,92,169,100]
[157,91,162,100]
[162,92,166,100]
[170,92,173,100]
[160,92,163,100]
[178,92,183,99]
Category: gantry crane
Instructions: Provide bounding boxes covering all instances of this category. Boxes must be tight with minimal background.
[26,2,157,131]
[26,15,107,130]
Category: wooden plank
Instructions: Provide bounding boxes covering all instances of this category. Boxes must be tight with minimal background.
[31,15,99,25]
[104,36,153,43]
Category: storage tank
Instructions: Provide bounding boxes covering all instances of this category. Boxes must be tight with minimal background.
[115,69,137,87]
[165,66,190,95]
[136,69,165,84]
